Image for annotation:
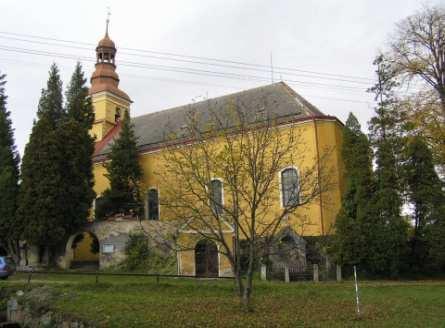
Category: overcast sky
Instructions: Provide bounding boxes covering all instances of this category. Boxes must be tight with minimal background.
[0,0,441,156]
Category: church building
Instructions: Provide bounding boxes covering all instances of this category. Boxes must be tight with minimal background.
[57,26,345,277]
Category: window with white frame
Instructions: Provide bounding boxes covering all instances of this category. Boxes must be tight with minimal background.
[147,188,159,220]
[281,167,299,207]
[209,179,223,215]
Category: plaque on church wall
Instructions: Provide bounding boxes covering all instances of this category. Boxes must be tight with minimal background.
[102,244,115,254]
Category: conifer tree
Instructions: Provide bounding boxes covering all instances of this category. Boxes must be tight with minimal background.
[18,64,67,262]
[66,63,95,129]
[96,110,142,218]
[56,63,95,234]
[403,136,445,270]
[368,55,408,276]
[333,113,374,267]
[0,72,21,259]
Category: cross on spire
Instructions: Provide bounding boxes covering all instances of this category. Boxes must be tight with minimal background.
[105,7,111,36]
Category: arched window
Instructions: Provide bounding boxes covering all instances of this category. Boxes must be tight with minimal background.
[147,188,159,220]
[209,179,223,215]
[281,167,299,207]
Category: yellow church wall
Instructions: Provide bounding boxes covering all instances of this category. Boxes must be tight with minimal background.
[93,163,110,197]
[313,119,344,234]
[91,116,344,276]
[92,118,344,238]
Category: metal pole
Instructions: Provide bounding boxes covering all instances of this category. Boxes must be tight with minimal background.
[27,272,32,285]
[353,265,361,316]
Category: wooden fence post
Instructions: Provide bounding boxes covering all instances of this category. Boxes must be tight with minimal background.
[313,264,319,282]
[336,264,342,282]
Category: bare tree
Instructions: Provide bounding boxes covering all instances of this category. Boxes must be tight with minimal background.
[155,101,334,309]
[389,5,445,114]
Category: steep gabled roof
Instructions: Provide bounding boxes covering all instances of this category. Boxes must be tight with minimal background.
[94,82,327,160]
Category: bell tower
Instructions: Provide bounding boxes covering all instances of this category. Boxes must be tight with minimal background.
[89,17,131,141]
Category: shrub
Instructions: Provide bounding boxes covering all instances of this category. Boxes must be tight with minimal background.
[123,233,176,274]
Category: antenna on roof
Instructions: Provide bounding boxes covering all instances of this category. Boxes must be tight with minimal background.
[270,52,274,83]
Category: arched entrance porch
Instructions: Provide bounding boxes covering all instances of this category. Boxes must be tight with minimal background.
[65,231,100,270]
[195,239,219,277]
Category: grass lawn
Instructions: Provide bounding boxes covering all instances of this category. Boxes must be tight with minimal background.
[2,273,445,327]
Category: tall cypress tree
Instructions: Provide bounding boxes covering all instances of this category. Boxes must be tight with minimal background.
[55,63,96,236]
[96,110,142,219]
[18,64,67,262]
[0,72,20,259]
[403,136,445,270]
[368,55,408,276]
[333,113,374,267]
[65,63,95,129]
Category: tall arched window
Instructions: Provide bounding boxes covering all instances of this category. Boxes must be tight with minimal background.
[281,167,299,207]
[147,188,159,220]
[209,179,223,215]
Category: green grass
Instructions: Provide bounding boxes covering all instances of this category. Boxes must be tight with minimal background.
[2,273,445,327]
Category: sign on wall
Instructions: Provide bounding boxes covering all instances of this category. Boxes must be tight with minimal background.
[102,244,115,254]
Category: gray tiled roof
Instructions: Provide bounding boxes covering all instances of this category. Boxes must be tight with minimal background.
[96,82,324,156]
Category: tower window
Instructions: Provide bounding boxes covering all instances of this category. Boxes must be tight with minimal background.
[115,108,121,122]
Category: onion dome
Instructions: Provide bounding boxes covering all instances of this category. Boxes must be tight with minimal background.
[97,34,115,49]
[89,19,131,102]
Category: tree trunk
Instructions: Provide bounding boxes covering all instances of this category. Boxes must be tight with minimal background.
[242,272,253,311]
[233,223,243,297]
[435,82,445,117]
[241,242,255,312]
[234,271,244,298]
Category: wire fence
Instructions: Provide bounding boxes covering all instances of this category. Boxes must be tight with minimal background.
[16,270,235,285]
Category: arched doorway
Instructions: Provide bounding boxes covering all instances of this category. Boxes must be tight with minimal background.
[69,232,100,270]
[195,239,218,277]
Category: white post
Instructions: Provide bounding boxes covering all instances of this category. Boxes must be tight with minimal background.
[313,264,319,282]
[260,264,267,281]
[284,263,290,283]
[353,265,361,316]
